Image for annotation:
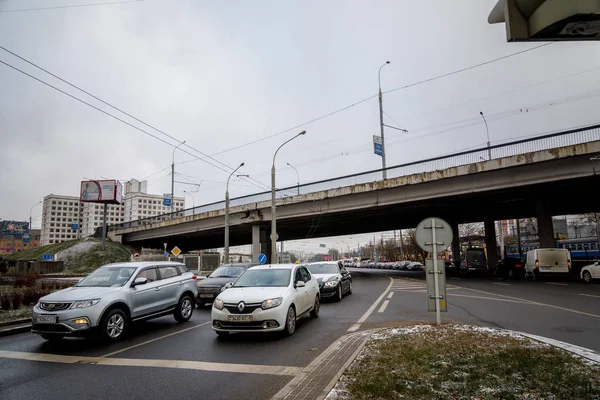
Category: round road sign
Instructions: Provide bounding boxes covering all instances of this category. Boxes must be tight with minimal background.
[415,217,453,254]
[133,253,140,260]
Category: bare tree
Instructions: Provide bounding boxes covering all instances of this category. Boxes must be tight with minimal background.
[328,248,340,261]
[376,239,400,261]
[519,218,538,239]
[404,229,428,262]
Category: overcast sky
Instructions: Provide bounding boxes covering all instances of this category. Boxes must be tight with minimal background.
[1,0,599,254]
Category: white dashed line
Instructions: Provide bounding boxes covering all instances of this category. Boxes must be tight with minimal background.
[387,292,394,299]
[347,276,393,332]
[545,282,568,286]
[378,300,390,313]
[580,293,600,299]
[493,282,511,286]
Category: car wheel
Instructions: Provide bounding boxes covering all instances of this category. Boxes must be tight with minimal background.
[283,306,296,337]
[310,296,320,319]
[40,334,64,341]
[335,286,343,302]
[347,280,353,295]
[100,309,127,342]
[174,295,194,322]
[583,271,592,283]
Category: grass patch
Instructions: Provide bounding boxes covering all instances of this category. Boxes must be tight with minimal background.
[334,325,600,400]
[0,307,32,323]
[4,239,81,261]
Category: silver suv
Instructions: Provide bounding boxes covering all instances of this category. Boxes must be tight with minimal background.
[31,262,198,342]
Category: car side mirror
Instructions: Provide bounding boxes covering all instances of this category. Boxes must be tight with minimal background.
[223,282,233,290]
[341,269,349,275]
[132,277,148,287]
[295,280,306,288]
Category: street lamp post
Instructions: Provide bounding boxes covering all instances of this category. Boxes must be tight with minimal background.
[286,162,300,195]
[29,200,42,234]
[225,162,245,263]
[183,190,195,211]
[272,131,306,264]
[378,61,390,180]
[171,141,186,214]
[480,112,492,160]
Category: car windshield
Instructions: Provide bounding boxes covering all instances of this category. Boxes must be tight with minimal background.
[76,266,137,287]
[232,269,291,287]
[307,263,339,274]
[210,265,246,278]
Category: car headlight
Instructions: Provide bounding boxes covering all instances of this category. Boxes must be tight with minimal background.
[324,277,340,287]
[261,297,283,310]
[71,299,100,309]
[214,299,224,310]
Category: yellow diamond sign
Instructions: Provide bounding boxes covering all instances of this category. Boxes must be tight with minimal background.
[171,246,181,257]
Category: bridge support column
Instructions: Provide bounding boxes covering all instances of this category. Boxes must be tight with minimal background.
[252,224,261,264]
[251,224,273,263]
[484,216,498,269]
[451,222,461,264]
[536,200,554,248]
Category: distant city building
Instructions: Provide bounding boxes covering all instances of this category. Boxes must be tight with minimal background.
[40,178,185,245]
[0,228,41,255]
[40,194,83,246]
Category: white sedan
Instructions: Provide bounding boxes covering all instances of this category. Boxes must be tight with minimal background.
[211,264,320,337]
[581,261,600,283]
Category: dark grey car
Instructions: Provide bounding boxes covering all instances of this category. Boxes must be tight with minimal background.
[460,248,488,275]
[196,263,254,306]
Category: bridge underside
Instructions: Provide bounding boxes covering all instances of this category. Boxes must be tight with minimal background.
[121,174,598,251]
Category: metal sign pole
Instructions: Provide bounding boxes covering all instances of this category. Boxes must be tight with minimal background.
[431,218,441,325]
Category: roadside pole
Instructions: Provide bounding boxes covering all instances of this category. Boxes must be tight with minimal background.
[101,203,107,249]
[431,218,441,325]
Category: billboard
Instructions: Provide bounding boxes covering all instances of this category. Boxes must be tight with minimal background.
[1,220,29,235]
[80,180,123,204]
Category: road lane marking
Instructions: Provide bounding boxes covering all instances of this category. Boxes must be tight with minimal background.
[378,300,390,313]
[449,294,534,304]
[347,276,393,332]
[387,292,394,299]
[546,282,568,286]
[454,286,600,319]
[0,350,300,376]
[101,321,211,358]
[493,282,511,286]
[580,293,600,299]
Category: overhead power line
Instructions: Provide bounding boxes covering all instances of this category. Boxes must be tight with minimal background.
[383,43,553,95]
[0,48,272,191]
[0,57,271,192]
[0,0,150,13]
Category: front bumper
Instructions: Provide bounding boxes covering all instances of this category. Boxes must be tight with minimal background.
[319,283,340,298]
[31,306,100,336]
[211,305,286,332]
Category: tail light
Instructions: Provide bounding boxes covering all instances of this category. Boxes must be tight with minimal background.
[516,263,523,268]
[535,259,539,268]
[568,260,571,270]
[465,261,468,268]
[192,275,197,280]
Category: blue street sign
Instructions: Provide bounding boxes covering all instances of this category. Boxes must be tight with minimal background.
[23,236,30,243]
[357,249,361,256]
[42,254,52,261]
[71,223,79,230]
[164,250,168,257]
[373,135,383,156]
[163,197,172,207]
[258,253,267,264]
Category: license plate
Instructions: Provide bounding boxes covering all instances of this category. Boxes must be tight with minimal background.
[37,315,57,323]
[540,266,552,270]
[228,315,253,322]
[199,294,214,298]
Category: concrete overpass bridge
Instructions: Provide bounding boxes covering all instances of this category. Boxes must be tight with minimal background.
[108,124,600,264]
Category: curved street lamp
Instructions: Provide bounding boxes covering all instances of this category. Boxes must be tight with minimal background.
[224,162,244,262]
[271,131,306,264]
[287,162,300,195]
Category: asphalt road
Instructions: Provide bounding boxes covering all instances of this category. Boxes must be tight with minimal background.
[1,269,598,400]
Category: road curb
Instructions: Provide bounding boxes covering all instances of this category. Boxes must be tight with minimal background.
[0,318,30,328]
[0,323,31,337]
[517,331,600,364]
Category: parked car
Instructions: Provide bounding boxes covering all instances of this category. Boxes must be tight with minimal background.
[32,262,197,342]
[307,261,352,301]
[581,261,600,283]
[196,263,254,306]
[525,248,571,280]
[211,264,320,337]
[407,262,424,271]
[460,248,488,275]
[491,258,525,279]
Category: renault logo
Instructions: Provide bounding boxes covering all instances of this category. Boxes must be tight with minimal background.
[237,302,245,312]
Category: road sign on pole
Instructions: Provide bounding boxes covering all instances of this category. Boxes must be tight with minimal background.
[171,246,182,257]
[41,253,52,261]
[373,135,383,156]
[258,253,267,264]
[415,217,453,325]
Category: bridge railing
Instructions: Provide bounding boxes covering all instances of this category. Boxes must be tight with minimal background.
[109,123,600,232]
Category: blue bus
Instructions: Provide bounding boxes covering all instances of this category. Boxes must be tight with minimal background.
[503,237,599,262]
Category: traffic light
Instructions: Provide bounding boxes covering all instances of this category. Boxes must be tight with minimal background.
[489,0,600,41]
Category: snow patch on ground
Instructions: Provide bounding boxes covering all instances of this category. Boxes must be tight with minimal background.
[54,240,96,268]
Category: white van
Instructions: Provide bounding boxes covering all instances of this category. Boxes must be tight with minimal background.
[525,248,571,280]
